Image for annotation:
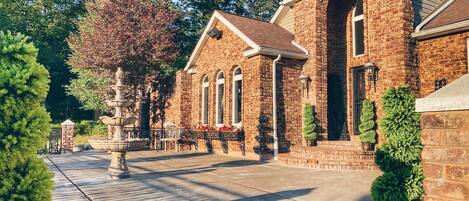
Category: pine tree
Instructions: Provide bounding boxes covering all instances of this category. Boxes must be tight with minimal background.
[359,99,376,143]
[303,104,317,141]
[0,31,53,200]
[371,86,424,201]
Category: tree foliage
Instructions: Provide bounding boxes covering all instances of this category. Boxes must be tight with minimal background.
[0,31,53,200]
[303,104,317,141]
[371,86,424,201]
[66,67,113,112]
[68,0,179,119]
[0,0,89,121]
[359,99,377,143]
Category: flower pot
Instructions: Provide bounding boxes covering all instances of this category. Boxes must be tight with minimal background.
[308,139,317,146]
[361,142,375,151]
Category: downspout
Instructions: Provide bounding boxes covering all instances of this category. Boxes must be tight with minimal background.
[273,54,282,160]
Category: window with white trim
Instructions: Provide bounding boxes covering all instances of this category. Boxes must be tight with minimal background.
[216,72,225,126]
[232,67,243,126]
[201,76,209,125]
[353,0,365,56]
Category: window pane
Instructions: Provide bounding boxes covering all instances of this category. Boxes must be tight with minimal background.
[217,84,224,124]
[355,0,363,16]
[354,20,365,55]
[234,80,242,123]
[203,86,209,124]
[234,68,242,75]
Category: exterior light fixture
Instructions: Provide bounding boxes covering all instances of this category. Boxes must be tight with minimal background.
[364,62,379,92]
[298,73,311,98]
[208,28,222,40]
[188,67,197,75]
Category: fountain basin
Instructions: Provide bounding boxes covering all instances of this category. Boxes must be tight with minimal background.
[105,100,133,108]
[88,138,149,152]
[100,116,137,127]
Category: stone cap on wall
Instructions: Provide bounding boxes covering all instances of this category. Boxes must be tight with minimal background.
[416,74,469,112]
[61,119,75,126]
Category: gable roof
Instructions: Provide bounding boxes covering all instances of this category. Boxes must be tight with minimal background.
[184,10,308,71]
[413,0,469,39]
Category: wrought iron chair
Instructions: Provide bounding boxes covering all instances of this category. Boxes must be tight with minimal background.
[160,123,182,151]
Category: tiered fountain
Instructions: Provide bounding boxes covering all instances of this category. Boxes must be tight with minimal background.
[89,67,149,179]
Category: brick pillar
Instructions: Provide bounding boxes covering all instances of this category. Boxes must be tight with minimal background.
[416,75,469,201]
[61,119,75,154]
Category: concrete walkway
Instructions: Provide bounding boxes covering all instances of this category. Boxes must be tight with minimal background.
[47,150,381,201]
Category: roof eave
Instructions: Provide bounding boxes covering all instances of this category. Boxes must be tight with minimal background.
[415,0,456,33]
[243,47,309,60]
[412,20,469,40]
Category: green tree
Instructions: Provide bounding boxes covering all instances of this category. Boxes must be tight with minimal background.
[359,99,376,143]
[0,0,90,121]
[371,86,424,201]
[303,104,317,141]
[0,31,53,200]
[66,67,114,113]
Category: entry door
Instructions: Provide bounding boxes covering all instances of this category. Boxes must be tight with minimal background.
[352,67,366,135]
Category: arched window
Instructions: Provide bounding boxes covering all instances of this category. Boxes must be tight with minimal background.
[232,67,243,126]
[201,76,209,125]
[216,72,225,126]
[353,0,365,56]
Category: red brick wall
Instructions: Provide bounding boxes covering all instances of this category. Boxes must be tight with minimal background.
[293,0,417,142]
[418,32,469,97]
[164,70,192,128]
[421,110,469,201]
[185,21,271,159]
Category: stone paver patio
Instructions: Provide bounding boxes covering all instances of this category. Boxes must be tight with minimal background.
[47,150,381,201]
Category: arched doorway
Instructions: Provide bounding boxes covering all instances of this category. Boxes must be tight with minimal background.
[326,0,354,140]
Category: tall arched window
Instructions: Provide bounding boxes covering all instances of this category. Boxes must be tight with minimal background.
[201,76,209,125]
[232,67,242,126]
[353,0,365,56]
[216,71,225,126]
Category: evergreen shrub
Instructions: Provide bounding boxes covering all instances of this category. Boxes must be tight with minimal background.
[359,99,377,143]
[371,86,424,201]
[303,104,317,141]
[0,31,53,200]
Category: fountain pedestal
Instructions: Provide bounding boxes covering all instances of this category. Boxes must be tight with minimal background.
[88,67,149,179]
[108,151,129,179]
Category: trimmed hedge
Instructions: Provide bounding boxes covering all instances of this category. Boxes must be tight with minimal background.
[303,103,317,141]
[359,99,377,143]
[0,31,53,200]
[371,86,424,201]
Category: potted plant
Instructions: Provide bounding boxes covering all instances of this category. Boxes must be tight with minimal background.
[303,104,318,146]
[359,99,377,151]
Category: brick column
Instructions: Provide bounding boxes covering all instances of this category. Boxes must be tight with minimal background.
[61,119,75,154]
[416,75,469,201]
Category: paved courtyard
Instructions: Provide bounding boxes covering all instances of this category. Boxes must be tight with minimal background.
[47,150,381,201]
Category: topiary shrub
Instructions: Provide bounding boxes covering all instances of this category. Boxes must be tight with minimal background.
[0,31,53,200]
[359,99,377,143]
[303,104,317,143]
[371,86,424,201]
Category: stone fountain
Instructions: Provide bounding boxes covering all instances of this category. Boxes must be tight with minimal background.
[89,67,149,179]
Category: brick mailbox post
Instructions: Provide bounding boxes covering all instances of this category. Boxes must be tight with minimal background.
[416,75,469,201]
[61,119,75,154]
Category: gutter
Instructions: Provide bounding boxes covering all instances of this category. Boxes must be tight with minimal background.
[272,54,282,160]
[243,47,308,60]
[412,20,469,40]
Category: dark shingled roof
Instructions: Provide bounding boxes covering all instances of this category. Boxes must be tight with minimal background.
[422,0,469,30]
[217,11,303,53]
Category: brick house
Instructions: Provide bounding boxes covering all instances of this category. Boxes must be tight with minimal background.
[164,0,468,169]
